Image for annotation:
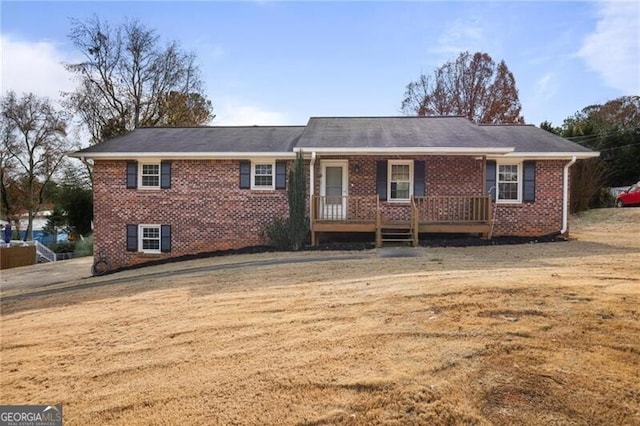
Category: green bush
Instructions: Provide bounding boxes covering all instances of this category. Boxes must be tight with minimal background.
[74,234,94,257]
[264,152,310,251]
[48,242,76,253]
[265,218,292,250]
[597,188,617,208]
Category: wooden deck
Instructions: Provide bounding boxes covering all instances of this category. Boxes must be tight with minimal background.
[311,195,492,247]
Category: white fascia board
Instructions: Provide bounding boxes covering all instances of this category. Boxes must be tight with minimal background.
[499,152,600,160]
[68,152,297,160]
[293,147,515,155]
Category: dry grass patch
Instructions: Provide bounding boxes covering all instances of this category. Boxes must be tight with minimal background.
[1,208,639,425]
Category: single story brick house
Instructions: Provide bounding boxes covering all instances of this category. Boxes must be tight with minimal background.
[71,116,598,271]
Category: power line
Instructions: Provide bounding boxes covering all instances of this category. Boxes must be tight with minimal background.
[597,141,640,153]
[563,126,640,144]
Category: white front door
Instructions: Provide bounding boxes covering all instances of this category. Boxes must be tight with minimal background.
[320,160,348,220]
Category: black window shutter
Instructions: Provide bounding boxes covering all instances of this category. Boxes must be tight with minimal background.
[376,160,388,201]
[486,160,497,201]
[523,161,536,202]
[414,160,426,197]
[160,161,171,189]
[239,161,251,189]
[161,225,171,253]
[126,161,138,189]
[126,225,138,251]
[275,161,286,189]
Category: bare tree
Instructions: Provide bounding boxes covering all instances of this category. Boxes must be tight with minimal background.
[1,92,70,240]
[64,16,214,144]
[402,51,524,124]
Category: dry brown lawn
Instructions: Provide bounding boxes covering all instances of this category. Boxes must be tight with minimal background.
[1,208,639,425]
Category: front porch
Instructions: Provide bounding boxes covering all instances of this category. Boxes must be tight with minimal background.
[310,195,493,247]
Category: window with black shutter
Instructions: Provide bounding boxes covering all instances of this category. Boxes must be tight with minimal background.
[523,161,536,202]
[126,225,138,251]
[126,162,138,189]
[239,161,251,189]
[160,161,172,189]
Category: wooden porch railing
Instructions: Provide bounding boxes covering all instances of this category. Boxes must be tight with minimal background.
[412,196,492,223]
[312,195,492,224]
[311,195,492,245]
[312,195,379,222]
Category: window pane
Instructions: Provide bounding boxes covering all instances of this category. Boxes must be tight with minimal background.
[142,239,160,250]
[142,175,159,187]
[499,165,518,182]
[498,182,518,200]
[391,182,410,200]
[143,228,159,239]
[325,166,343,197]
[391,164,410,181]
[255,164,272,175]
[142,164,159,174]
[254,175,273,186]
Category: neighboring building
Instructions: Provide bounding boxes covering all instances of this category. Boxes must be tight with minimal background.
[71,116,598,270]
[10,210,66,243]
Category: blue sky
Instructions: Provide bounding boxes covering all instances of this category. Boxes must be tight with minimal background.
[1,1,638,143]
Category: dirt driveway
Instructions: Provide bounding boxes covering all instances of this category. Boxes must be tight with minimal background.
[1,208,639,425]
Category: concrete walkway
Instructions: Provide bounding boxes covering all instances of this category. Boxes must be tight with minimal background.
[0,257,94,292]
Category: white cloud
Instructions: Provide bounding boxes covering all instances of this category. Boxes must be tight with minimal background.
[430,18,487,57]
[214,99,292,126]
[534,72,558,102]
[578,1,640,94]
[0,35,77,101]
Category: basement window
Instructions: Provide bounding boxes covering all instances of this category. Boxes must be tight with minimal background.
[139,225,161,253]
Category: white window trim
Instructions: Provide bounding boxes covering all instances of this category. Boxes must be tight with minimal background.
[251,160,276,190]
[139,162,161,189]
[387,160,413,202]
[496,161,522,204]
[139,224,161,254]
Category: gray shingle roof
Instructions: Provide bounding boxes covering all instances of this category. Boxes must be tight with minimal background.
[73,126,306,155]
[296,116,491,149]
[296,116,594,154]
[478,124,594,153]
[71,117,596,158]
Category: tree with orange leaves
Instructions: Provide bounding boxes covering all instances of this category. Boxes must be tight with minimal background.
[402,51,524,124]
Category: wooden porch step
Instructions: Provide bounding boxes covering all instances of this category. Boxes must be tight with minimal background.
[380,222,412,229]
[381,227,414,244]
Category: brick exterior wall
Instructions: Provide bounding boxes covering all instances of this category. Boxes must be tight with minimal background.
[491,160,566,237]
[93,156,568,270]
[312,156,566,236]
[93,160,291,270]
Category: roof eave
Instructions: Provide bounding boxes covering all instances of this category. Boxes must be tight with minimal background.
[500,152,600,160]
[68,151,298,160]
[293,147,516,155]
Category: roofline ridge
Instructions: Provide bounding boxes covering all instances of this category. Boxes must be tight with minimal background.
[135,125,307,129]
[479,123,535,127]
[308,115,468,119]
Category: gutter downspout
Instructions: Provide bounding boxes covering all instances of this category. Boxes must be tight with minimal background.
[309,152,316,233]
[561,156,577,235]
